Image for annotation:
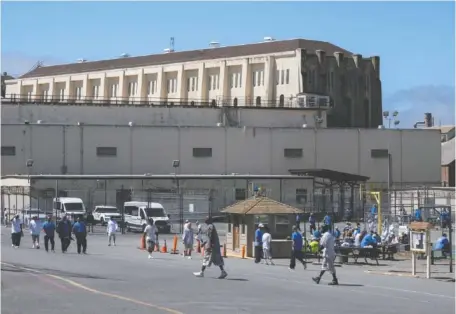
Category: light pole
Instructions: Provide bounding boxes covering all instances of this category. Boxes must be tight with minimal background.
[382,110,400,129]
[26,159,34,222]
[173,160,182,233]
[382,111,397,224]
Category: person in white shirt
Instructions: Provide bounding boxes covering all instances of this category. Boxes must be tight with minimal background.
[107,217,118,246]
[143,218,158,259]
[182,222,194,259]
[261,226,274,265]
[312,226,339,285]
[11,214,23,248]
[29,216,42,249]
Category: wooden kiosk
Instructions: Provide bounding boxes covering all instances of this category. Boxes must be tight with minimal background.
[410,221,432,278]
[221,196,303,258]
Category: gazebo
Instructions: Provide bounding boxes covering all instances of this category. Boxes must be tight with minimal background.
[221,196,303,258]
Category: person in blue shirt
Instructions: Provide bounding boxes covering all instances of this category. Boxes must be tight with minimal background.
[333,227,341,239]
[371,204,377,217]
[360,231,377,248]
[72,216,87,254]
[440,210,450,229]
[313,227,322,240]
[433,234,450,256]
[323,214,331,228]
[42,215,56,253]
[414,208,422,222]
[289,226,306,270]
[254,224,264,264]
[308,213,316,235]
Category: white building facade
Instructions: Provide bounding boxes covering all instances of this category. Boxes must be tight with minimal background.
[4,38,382,128]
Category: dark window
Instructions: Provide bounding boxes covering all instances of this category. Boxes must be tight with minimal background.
[193,148,212,158]
[256,96,261,107]
[296,188,308,204]
[279,94,285,107]
[284,148,303,158]
[371,149,389,158]
[1,146,15,156]
[364,99,370,128]
[235,188,246,201]
[96,147,117,157]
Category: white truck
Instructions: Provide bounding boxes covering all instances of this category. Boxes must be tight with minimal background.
[92,205,121,226]
[53,197,86,220]
[124,201,171,233]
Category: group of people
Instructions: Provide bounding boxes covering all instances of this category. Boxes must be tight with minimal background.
[140,216,227,279]
[254,222,339,285]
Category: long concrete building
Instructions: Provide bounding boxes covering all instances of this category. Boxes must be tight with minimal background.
[3,38,382,128]
[1,117,441,188]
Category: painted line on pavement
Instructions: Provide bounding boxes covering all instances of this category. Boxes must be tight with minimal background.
[1,262,183,314]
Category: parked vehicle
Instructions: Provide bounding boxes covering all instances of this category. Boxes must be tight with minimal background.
[92,205,121,226]
[53,197,86,220]
[22,208,47,226]
[124,201,171,233]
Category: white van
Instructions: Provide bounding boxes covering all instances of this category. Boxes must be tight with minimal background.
[124,201,171,233]
[53,197,86,219]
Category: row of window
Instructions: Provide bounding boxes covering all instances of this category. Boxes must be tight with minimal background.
[0,146,298,159]
[307,70,371,94]
[276,69,290,86]
[0,146,295,159]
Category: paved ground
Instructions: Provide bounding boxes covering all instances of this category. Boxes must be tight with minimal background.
[2,227,455,314]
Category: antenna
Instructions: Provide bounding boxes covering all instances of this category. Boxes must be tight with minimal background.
[170,37,175,52]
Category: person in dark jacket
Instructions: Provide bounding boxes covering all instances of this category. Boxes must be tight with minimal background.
[72,217,87,254]
[57,215,72,253]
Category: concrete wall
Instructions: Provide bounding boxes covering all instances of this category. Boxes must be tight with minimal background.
[1,104,325,128]
[1,124,441,186]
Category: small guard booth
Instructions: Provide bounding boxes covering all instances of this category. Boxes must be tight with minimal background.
[221,196,303,258]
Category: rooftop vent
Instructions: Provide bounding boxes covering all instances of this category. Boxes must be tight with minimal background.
[209,41,220,48]
[263,36,275,42]
[120,53,130,58]
[163,48,174,53]
[76,58,87,63]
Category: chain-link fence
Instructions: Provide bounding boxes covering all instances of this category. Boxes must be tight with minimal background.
[2,175,370,232]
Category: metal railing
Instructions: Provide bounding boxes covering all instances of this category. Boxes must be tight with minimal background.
[1,93,329,110]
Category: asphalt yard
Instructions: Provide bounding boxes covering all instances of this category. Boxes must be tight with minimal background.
[1,227,455,314]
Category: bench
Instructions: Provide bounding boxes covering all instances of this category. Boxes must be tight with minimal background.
[379,244,398,260]
[335,247,379,265]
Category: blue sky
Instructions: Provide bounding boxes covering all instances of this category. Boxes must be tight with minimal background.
[2,1,455,126]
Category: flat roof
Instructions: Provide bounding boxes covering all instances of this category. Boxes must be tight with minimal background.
[18,39,354,79]
[2,174,314,181]
[288,168,370,182]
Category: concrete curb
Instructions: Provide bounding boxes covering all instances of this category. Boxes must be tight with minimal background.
[225,253,253,260]
[365,270,419,278]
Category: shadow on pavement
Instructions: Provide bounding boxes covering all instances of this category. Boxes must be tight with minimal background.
[337,283,364,287]
[1,263,123,281]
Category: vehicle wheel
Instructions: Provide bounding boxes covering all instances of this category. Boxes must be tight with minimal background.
[100,218,105,226]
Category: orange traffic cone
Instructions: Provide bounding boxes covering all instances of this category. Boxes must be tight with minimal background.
[170,235,179,254]
[139,234,146,250]
[161,240,168,253]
